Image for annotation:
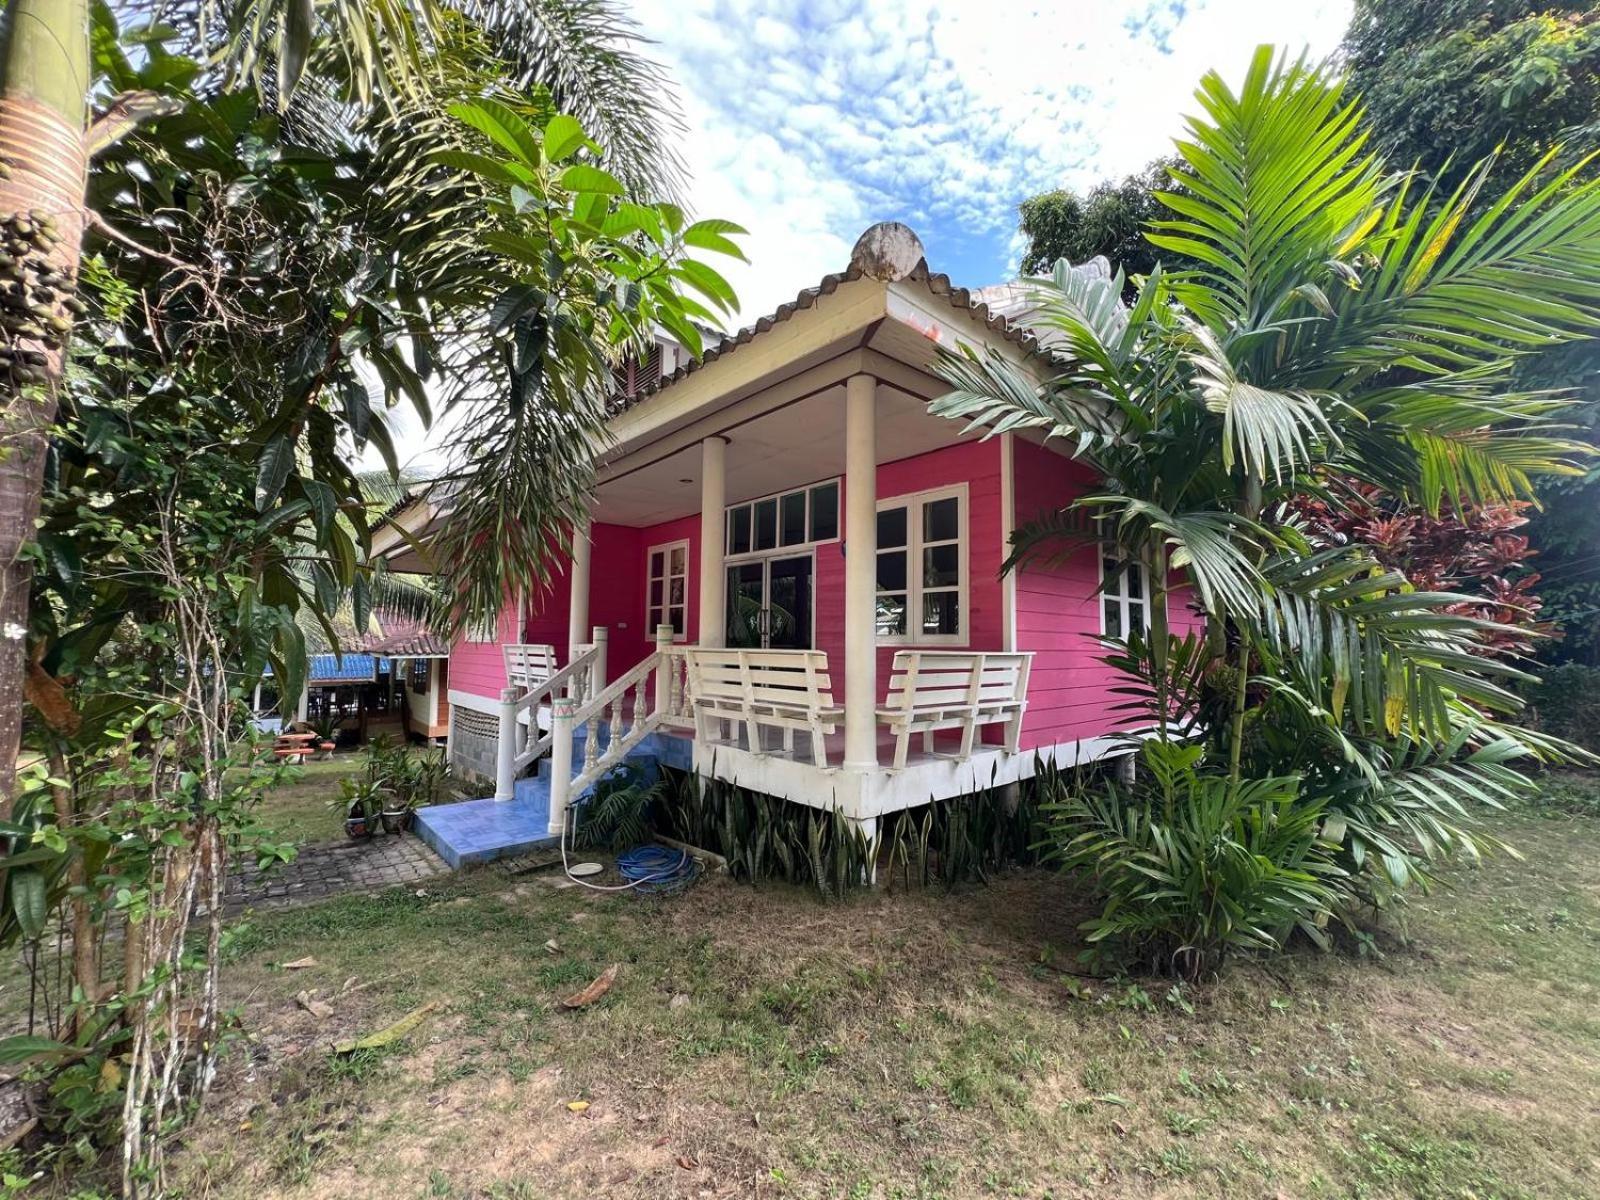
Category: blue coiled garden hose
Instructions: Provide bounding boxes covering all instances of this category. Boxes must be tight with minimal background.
[615,844,697,894]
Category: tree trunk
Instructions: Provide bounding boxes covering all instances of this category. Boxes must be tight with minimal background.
[1226,475,1264,791]
[0,0,90,808]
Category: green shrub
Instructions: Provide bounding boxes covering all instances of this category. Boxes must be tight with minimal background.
[1525,664,1600,755]
[1038,743,1345,980]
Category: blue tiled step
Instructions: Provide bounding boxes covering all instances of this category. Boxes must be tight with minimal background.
[414,730,692,869]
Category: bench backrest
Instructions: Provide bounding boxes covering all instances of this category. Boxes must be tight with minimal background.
[883,651,1032,712]
[685,649,834,712]
[504,643,558,689]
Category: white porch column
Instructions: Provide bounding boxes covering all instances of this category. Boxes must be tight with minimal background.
[844,374,878,769]
[567,517,592,662]
[697,435,728,648]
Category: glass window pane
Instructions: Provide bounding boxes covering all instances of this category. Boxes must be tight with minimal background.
[669,577,685,605]
[729,506,751,555]
[923,544,959,587]
[755,498,778,550]
[877,505,907,549]
[923,496,960,543]
[650,579,663,607]
[876,549,907,592]
[1129,598,1147,629]
[922,591,960,636]
[809,482,839,541]
[669,545,686,575]
[1126,562,1143,599]
[650,550,665,580]
[1103,598,1121,639]
[876,594,907,637]
[780,491,807,545]
[669,605,685,635]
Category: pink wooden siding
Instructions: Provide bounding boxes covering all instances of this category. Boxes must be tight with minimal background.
[1010,438,1202,752]
[447,594,523,699]
[804,439,1006,702]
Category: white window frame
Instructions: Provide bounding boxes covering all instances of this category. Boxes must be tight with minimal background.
[1099,550,1152,640]
[646,539,690,641]
[875,484,968,647]
[725,477,842,560]
[465,614,496,644]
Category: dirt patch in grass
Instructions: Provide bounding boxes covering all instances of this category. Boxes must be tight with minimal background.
[114,809,1600,1199]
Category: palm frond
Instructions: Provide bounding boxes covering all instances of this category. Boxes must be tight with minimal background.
[452,0,685,198]
[1150,46,1381,331]
[1185,321,1341,482]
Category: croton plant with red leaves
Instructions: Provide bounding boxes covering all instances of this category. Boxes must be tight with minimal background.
[1291,481,1545,656]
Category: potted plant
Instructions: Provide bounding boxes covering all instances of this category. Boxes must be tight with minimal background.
[309,712,339,760]
[410,749,447,826]
[335,776,384,840]
[380,758,416,834]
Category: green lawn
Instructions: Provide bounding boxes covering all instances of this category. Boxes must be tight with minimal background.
[254,755,366,846]
[140,775,1600,1199]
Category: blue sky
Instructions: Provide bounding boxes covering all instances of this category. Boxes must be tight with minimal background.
[387,0,1353,466]
[629,0,1352,323]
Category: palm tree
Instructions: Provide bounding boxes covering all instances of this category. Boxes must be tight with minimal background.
[0,0,685,799]
[933,47,1600,893]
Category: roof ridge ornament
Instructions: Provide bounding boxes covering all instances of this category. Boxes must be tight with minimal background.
[848,222,927,282]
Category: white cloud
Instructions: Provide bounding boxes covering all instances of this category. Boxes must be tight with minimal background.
[629,0,1352,322]
[383,0,1353,472]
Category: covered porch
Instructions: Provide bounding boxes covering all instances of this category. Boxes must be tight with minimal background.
[470,332,1045,846]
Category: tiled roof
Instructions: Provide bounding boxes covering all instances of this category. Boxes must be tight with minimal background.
[365,629,450,658]
[609,222,1041,416]
[307,653,380,684]
[304,609,447,659]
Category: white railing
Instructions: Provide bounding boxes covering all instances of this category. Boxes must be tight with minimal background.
[547,625,680,835]
[493,627,607,801]
[657,643,694,730]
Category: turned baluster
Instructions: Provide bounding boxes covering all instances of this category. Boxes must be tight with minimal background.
[630,677,646,733]
[582,715,599,774]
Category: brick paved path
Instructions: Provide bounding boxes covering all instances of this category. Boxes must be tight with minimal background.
[225,833,450,913]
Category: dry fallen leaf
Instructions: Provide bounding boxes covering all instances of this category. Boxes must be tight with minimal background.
[652,1136,670,1148]
[566,1100,590,1113]
[283,956,318,970]
[676,1156,696,1171]
[543,939,559,954]
[294,991,334,1020]
[561,963,619,1009]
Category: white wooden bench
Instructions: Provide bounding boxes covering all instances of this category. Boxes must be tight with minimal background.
[684,648,842,767]
[504,643,559,732]
[503,643,558,691]
[877,650,1033,768]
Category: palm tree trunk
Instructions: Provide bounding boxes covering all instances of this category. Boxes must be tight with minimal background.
[1148,540,1170,742]
[1226,476,1264,790]
[0,0,90,808]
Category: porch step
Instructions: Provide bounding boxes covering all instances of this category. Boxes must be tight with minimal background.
[414,730,692,870]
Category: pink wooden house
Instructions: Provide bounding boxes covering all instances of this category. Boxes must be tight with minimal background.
[382,224,1191,867]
